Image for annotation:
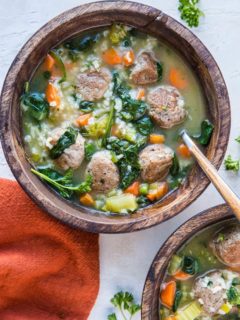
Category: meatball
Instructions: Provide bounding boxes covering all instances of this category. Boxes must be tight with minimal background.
[77,68,111,101]
[147,86,187,129]
[46,128,85,170]
[130,52,158,85]
[139,144,174,183]
[86,151,119,193]
[193,270,226,316]
[210,225,240,267]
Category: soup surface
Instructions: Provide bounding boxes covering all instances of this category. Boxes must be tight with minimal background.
[21,24,209,214]
[159,221,240,319]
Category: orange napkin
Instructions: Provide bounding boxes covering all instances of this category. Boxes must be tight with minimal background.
[0,179,99,320]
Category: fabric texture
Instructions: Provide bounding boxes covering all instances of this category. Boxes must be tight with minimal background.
[0,179,99,320]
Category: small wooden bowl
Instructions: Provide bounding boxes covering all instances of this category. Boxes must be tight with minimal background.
[0,2,230,233]
[141,204,234,319]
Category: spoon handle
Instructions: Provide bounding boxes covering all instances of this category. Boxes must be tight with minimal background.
[182,131,240,221]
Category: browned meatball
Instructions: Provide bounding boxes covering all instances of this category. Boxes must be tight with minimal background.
[86,151,119,193]
[147,86,186,129]
[130,52,158,85]
[46,128,85,170]
[77,68,111,101]
[139,144,174,183]
[193,270,226,316]
[210,224,240,267]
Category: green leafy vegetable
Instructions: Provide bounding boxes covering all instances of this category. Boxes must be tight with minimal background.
[43,70,51,80]
[156,62,163,81]
[113,72,147,121]
[49,127,78,159]
[106,137,140,189]
[168,165,191,190]
[224,155,240,172]
[49,50,66,83]
[170,153,180,176]
[232,278,240,286]
[31,167,92,199]
[137,195,150,208]
[235,136,240,143]
[182,256,199,275]
[102,100,115,147]
[227,286,240,305]
[178,0,204,28]
[135,116,153,136]
[108,291,141,320]
[173,288,182,312]
[109,24,127,45]
[64,34,99,58]
[79,100,95,113]
[85,142,97,161]
[21,92,49,121]
[193,119,214,146]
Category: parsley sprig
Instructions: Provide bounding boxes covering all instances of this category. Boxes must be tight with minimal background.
[178,0,204,28]
[108,291,141,320]
[224,155,240,172]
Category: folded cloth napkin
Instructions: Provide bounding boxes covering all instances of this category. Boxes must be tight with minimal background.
[0,179,99,320]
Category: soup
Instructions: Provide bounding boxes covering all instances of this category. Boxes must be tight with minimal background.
[159,221,240,319]
[21,24,210,214]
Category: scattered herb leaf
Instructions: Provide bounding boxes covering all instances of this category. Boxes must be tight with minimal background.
[193,119,214,146]
[182,256,199,275]
[224,155,240,172]
[49,127,78,159]
[21,91,49,121]
[178,0,204,28]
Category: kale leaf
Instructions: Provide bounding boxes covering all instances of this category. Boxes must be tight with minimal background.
[170,153,180,176]
[182,256,199,275]
[156,62,163,81]
[85,142,97,161]
[193,119,214,146]
[79,100,95,113]
[135,116,153,136]
[227,286,240,306]
[49,127,78,159]
[21,92,49,121]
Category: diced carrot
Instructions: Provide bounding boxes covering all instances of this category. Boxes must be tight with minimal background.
[136,88,145,101]
[80,193,95,206]
[147,182,168,201]
[174,270,192,280]
[164,317,177,320]
[123,49,135,66]
[102,48,122,65]
[45,83,60,108]
[75,113,92,127]
[149,134,165,144]
[124,181,140,196]
[111,124,120,137]
[44,54,55,71]
[177,143,191,158]
[160,281,176,309]
[169,68,187,90]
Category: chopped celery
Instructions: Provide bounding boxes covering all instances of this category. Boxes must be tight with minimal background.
[139,183,149,195]
[109,24,127,45]
[168,255,183,275]
[86,115,108,138]
[95,199,105,210]
[105,194,137,213]
[176,301,202,320]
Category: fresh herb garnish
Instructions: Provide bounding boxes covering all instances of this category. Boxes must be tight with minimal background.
[235,136,240,143]
[108,291,141,320]
[49,127,78,159]
[224,155,240,172]
[49,50,66,83]
[193,119,214,146]
[182,256,199,275]
[31,167,92,199]
[178,0,204,28]
[227,286,240,305]
[21,91,49,121]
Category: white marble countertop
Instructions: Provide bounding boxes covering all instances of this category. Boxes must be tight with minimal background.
[0,1,240,319]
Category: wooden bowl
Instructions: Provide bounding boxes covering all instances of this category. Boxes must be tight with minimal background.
[0,2,230,233]
[141,204,235,319]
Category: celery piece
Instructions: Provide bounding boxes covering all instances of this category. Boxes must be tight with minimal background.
[176,301,202,320]
[168,255,183,275]
[105,194,137,213]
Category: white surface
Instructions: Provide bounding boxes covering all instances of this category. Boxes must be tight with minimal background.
[0,1,240,319]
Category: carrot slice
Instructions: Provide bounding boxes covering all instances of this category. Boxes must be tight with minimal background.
[169,68,187,90]
[102,48,122,65]
[80,193,95,206]
[111,124,120,137]
[174,270,192,280]
[75,113,92,127]
[147,182,168,201]
[136,88,145,101]
[123,49,135,66]
[45,83,60,108]
[44,54,55,71]
[124,181,140,196]
[160,281,176,309]
[149,134,165,144]
[177,143,191,158]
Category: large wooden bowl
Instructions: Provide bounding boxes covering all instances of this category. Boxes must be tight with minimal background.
[141,204,235,319]
[0,2,230,233]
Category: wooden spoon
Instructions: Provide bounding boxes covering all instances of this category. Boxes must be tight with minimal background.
[181,130,240,221]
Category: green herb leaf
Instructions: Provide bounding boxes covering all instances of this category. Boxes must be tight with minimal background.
[235,136,240,143]
[21,92,49,121]
[110,291,141,319]
[182,256,199,275]
[43,70,51,80]
[137,195,150,208]
[173,288,182,312]
[193,119,214,146]
[79,100,95,113]
[224,155,240,172]
[85,142,97,161]
[227,286,240,305]
[102,100,115,147]
[178,0,204,28]
[64,34,99,51]
[156,62,163,81]
[49,127,78,159]
[170,153,180,176]
[108,314,117,320]
[109,24,127,45]
[232,277,240,286]
[135,116,153,136]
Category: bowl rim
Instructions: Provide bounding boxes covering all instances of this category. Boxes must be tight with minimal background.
[0,1,231,233]
[141,204,234,319]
